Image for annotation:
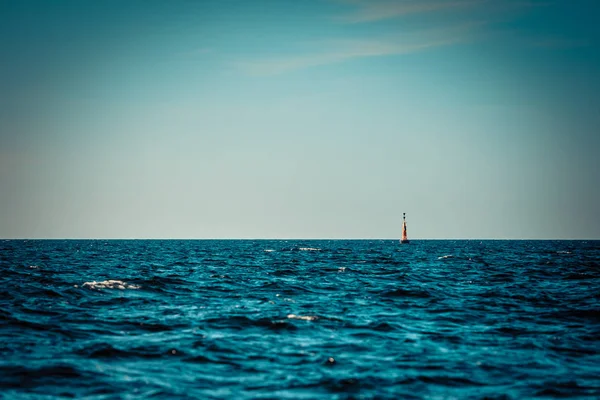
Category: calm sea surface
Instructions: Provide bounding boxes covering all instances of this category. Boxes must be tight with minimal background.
[1,240,599,399]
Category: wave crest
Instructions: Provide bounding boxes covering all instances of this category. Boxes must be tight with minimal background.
[287,314,318,321]
[81,280,140,290]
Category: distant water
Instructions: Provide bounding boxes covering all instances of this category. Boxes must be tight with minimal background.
[1,240,599,399]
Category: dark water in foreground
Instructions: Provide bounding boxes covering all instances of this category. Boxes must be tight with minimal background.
[1,240,599,399]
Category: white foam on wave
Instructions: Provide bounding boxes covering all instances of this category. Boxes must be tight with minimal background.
[80,280,140,290]
[299,247,320,251]
[287,314,318,321]
[264,249,275,252]
[438,255,454,260]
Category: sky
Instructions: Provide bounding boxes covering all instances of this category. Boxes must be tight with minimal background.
[1,0,599,239]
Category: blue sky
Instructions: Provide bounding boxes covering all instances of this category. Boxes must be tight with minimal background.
[1,0,599,239]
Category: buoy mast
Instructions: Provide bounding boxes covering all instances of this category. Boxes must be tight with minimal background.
[400,212,410,244]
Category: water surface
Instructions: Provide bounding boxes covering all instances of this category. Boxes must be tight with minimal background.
[1,240,599,399]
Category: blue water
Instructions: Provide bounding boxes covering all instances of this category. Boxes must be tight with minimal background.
[1,240,599,399]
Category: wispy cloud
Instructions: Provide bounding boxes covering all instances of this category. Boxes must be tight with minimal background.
[235,0,549,76]
[238,39,449,75]
[238,23,484,75]
[335,0,487,23]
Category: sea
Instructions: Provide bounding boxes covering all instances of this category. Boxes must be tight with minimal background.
[1,239,599,399]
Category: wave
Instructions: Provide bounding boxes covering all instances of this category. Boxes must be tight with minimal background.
[79,280,140,290]
[287,314,318,321]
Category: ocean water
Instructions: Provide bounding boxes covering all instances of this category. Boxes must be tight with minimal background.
[1,239,599,399]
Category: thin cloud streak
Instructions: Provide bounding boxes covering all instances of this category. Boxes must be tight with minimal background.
[234,0,553,76]
[238,23,484,75]
[239,40,450,75]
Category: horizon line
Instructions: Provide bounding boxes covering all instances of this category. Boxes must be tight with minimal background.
[2,238,598,241]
